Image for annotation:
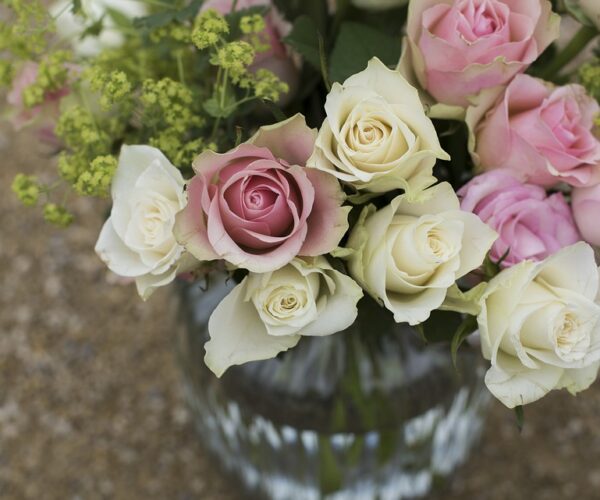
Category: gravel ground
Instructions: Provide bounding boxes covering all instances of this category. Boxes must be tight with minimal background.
[2,123,600,500]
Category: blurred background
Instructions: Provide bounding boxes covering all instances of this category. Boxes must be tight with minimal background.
[2,123,600,500]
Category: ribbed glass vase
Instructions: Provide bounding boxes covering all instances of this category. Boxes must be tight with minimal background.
[176,274,488,500]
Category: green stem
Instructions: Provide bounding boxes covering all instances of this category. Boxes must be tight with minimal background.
[539,25,598,80]
[176,51,186,85]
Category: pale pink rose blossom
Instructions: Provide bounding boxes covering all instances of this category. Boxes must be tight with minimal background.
[475,74,600,188]
[399,0,560,107]
[459,171,580,267]
[174,114,350,273]
[7,62,71,130]
[201,0,299,104]
[572,184,600,247]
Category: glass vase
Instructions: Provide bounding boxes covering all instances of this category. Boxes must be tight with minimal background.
[176,274,488,500]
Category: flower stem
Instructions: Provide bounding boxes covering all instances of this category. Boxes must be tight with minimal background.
[539,25,598,80]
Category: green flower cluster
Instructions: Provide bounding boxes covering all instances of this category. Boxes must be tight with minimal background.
[86,68,133,110]
[74,155,117,197]
[0,0,49,58]
[192,9,289,123]
[141,77,206,164]
[580,59,600,102]
[11,174,40,207]
[43,203,74,228]
[191,9,229,50]
[22,51,73,108]
[150,22,193,45]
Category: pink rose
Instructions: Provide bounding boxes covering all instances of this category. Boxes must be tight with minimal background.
[459,171,580,267]
[399,0,560,107]
[201,0,299,105]
[572,185,600,247]
[7,62,71,130]
[174,114,350,273]
[475,74,600,188]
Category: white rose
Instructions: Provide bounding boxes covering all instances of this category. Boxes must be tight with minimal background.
[51,0,147,57]
[351,0,408,11]
[346,182,497,325]
[478,242,600,408]
[205,257,364,377]
[308,58,449,196]
[95,145,192,300]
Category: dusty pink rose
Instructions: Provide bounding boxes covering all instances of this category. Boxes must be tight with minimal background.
[399,0,560,107]
[459,171,580,267]
[174,114,350,273]
[201,0,299,104]
[572,185,600,247]
[7,62,71,130]
[475,74,600,188]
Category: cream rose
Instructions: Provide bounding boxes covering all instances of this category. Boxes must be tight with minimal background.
[95,145,194,300]
[308,58,449,196]
[205,257,363,377]
[346,182,497,325]
[478,243,600,408]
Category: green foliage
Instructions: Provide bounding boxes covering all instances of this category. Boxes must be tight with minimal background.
[580,59,600,102]
[74,155,117,197]
[12,174,40,207]
[329,22,402,83]
[283,16,322,70]
[0,0,51,59]
[450,315,478,369]
[20,50,72,107]
[43,203,74,228]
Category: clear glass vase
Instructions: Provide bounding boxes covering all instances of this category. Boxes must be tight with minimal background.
[176,274,489,500]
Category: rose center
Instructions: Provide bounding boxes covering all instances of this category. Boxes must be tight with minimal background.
[352,118,390,147]
[427,228,452,263]
[553,310,590,360]
[244,187,277,210]
[457,0,502,41]
[265,287,307,320]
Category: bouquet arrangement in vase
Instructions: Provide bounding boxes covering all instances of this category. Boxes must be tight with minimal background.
[4,0,600,416]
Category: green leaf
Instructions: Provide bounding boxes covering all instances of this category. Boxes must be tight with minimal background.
[420,310,463,344]
[133,11,176,30]
[283,15,322,70]
[80,16,105,39]
[441,283,487,316]
[514,405,525,433]
[564,0,596,27]
[450,315,478,369]
[329,22,401,83]
[203,98,232,118]
[71,0,83,15]
[318,435,342,495]
[175,0,204,22]
[105,7,133,29]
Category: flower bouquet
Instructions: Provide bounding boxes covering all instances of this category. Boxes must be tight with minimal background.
[4,0,600,497]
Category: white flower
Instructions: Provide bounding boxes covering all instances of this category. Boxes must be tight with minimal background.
[51,0,147,57]
[478,243,600,408]
[95,145,192,300]
[205,257,364,377]
[308,58,449,196]
[346,182,497,325]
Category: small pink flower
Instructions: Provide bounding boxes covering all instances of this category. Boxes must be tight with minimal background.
[7,62,71,131]
[174,114,349,273]
[475,74,600,188]
[400,0,559,107]
[459,171,580,267]
[201,0,299,104]
[572,184,600,247]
